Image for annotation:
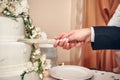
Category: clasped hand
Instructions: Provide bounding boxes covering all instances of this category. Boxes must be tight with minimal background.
[54,28,91,50]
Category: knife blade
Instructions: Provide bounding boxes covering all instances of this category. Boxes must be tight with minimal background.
[18,39,56,44]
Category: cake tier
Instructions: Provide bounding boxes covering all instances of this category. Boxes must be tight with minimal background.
[0,17,25,41]
[0,72,40,80]
[0,42,31,66]
[0,42,40,80]
[0,65,40,80]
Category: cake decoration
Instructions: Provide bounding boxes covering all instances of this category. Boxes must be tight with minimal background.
[0,0,51,80]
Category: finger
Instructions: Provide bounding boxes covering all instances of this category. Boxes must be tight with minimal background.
[61,38,69,47]
[54,40,60,47]
[59,38,68,47]
[75,43,81,47]
[69,43,76,48]
[80,41,85,45]
[63,42,69,49]
[66,43,72,50]
[63,43,71,50]
[63,43,68,49]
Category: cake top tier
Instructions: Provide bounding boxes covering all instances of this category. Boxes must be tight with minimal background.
[0,0,48,41]
[0,16,24,41]
[0,0,29,41]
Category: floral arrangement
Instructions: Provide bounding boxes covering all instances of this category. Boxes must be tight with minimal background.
[0,0,51,80]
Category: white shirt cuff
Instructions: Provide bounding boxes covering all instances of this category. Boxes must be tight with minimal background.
[91,27,95,42]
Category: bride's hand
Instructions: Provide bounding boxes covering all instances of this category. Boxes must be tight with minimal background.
[54,28,91,49]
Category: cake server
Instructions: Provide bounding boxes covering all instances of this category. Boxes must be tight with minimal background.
[18,39,56,44]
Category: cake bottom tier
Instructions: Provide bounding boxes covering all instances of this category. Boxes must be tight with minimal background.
[0,42,31,66]
[0,60,41,80]
[0,72,40,80]
[0,42,41,80]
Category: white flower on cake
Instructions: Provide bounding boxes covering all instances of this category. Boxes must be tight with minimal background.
[0,0,29,16]
[33,61,39,71]
[40,55,52,70]
[31,29,39,38]
[40,54,47,64]
[45,59,52,69]
[33,49,41,55]
[29,25,34,29]
[26,61,39,72]
[26,62,33,72]
[39,32,48,40]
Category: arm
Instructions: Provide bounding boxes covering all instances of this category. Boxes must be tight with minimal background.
[91,26,120,50]
[92,4,120,50]
[54,26,120,50]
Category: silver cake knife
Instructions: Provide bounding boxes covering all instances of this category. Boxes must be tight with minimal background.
[18,39,56,44]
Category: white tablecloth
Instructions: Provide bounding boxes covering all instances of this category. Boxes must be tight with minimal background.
[91,70,120,80]
[44,70,120,80]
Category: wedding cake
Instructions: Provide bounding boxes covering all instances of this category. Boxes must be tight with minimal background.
[0,17,40,80]
[0,0,51,80]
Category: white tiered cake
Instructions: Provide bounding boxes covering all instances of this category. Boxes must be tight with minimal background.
[0,17,40,80]
[0,0,51,80]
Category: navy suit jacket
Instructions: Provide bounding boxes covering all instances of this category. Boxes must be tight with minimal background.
[91,26,120,50]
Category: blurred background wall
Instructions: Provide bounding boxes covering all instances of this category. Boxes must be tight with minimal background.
[29,0,73,64]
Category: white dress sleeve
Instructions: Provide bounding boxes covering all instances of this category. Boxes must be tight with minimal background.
[108,4,120,27]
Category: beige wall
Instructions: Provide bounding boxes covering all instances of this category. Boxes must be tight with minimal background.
[29,0,72,64]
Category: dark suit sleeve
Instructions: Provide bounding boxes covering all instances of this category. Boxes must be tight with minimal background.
[91,26,120,50]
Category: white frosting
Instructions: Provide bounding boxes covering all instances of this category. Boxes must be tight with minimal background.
[0,71,40,80]
[0,63,40,80]
[0,42,31,66]
[0,17,25,41]
[0,42,40,80]
[0,63,26,77]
